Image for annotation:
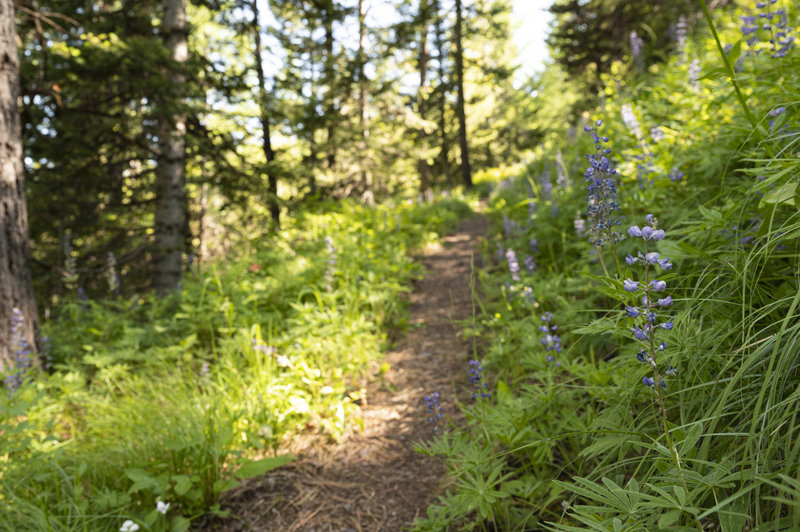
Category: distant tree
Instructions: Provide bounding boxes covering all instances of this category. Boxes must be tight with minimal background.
[1,0,41,370]
[454,0,472,188]
[547,0,700,85]
[153,0,189,294]
[249,0,280,227]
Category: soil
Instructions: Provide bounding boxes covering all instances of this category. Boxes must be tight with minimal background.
[215,215,487,531]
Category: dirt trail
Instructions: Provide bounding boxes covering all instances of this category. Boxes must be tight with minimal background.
[219,216,486,531]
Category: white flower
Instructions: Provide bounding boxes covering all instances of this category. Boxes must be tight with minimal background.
[120,520,140,532]
[156,500,171,514]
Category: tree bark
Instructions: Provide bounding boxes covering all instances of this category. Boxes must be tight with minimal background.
[0,0,41,371]
[357,0,374,205]
[251,0,280,228]
[324,10,336,169]
[417,0,433,200]
[153,0,188,294]
[454,0,472,188]
[433,0,451,186]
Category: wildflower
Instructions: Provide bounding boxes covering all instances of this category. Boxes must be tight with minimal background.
[689,59,701,90]
[522,286,535,304]
[199,361,210,378]
[625,254,637,265]
[506,249,521,281]
[540,312,563,363]
[628,226,642,237]
[636,350,649,363]
[770,106,786,117]
[642,376,655,388]
[424,391,444,431]
[626,306,640,318]
[120,521,140,532]
[649,280,667,292]
[660,321,674,330]
[324,236,337,291]
[631,326,649,341]
[666,366,678,376]
[496,242,505,262]
[669,167,684,182]
[468,360,490,399]
[650,127,664,143]
[630,31,645,71]
[621,104,642,138]
[583,121,624,247]
[156,501,171,514]
[524,255,536,273]
[657,296,673,307]
[5,308,34,396]
[574,212,586,235]
[624,279,640,292]
[529,239,538,254]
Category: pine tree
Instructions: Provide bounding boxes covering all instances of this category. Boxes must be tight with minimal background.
[1,0,41,370]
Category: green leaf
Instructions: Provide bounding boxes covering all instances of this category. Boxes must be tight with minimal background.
[495,379,512,403]
[759,181,797,208]
[658,509,682,528]
[235,454,296,480]
[172,474,192,496]
[726,40,742,68]
[171,516,191,532]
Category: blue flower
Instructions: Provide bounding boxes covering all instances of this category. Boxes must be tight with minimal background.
[625,254,637,265]
[649,280,667,292]
[626,306,640,318]
[628,226,642,237]
[660,321,674,330]
[631,326,649,341]
[643,376,655,387]
[657,296,673,307]
[624,279,640,292]
[468,360,490,399]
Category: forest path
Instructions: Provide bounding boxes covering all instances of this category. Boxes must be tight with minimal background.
[219,215,487,531]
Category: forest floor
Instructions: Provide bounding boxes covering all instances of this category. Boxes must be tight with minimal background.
[217,215,487,531]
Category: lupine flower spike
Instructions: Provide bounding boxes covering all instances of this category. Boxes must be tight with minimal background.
[583,120,625,249]
[623,214,677,393]
[424,392,444,431]
[468,360,490,399]
[539,312,562,366]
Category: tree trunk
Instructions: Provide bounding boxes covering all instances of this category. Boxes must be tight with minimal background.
[454,0,472,188]
[251,0,280,228]
[433,0,451,186]
[417,0,433,200]
[0,0,41,371]
[153,0,188,294]
[324,12,336,169]
[357,0,374,205]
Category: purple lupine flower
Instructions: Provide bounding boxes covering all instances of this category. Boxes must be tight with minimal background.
[5,308,34,396]
[529,239,538,254]
[643,376,655,387]
[660,321,674,330]
[649,280,667,292]
[506,249,521,281]
[524,255,536,273]
[583,121,624,247]
[628,226,642,237]
[645,252,660,264]
[621,104,641,137]
[523,286,535,304]
[657,296,673,307]
[626,306,640,318]
[631,326,649,341]
[624,279,640,292]
[540,312,563,362]
[424,391,444,431]
[650,127,664,143]
[468,360,490,399]
[666,366,678,376]
[669,167,685,182]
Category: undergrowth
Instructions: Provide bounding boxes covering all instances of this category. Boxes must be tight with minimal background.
[414,2,800,530]
[0,196,473,531]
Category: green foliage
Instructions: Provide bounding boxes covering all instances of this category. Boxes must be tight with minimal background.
[0,196,472,530]
[414,2,800,530]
